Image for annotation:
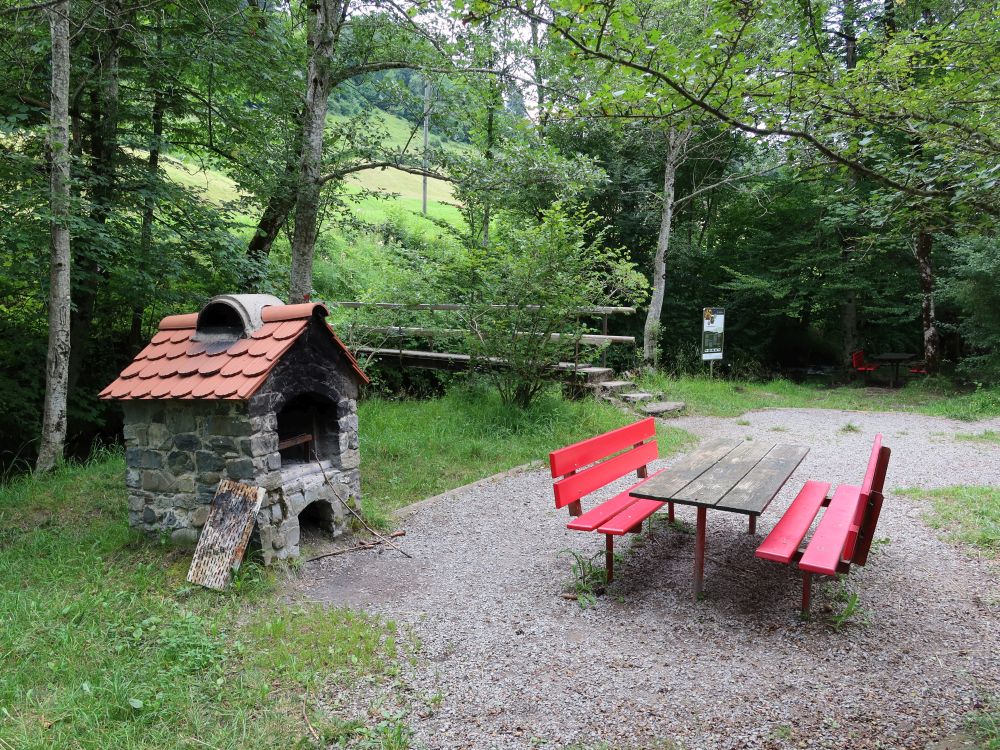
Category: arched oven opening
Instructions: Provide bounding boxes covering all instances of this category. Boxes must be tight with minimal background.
[276,393,339,467]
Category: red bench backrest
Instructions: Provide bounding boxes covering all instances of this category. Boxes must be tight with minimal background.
[549,418,658,513]
[844,433,891,566]
[851,350,865,369]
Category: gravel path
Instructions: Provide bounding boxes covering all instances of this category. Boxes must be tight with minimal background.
[300,408,1000,750]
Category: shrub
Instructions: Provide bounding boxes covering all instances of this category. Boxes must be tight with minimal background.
[462,203,646,408]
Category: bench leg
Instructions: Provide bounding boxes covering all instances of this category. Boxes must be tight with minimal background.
[801,572,812,616]
[668,502,675,524]
[568,500,582,517]
[748,514,756,535]
[693,507,707,600]
[605,534,614,584]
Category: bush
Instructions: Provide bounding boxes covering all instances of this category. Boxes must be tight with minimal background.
[463,203,646,408]
[942,235,1000,384]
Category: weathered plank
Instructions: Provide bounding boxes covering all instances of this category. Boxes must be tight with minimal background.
[328,301,635,314]
[352,326,635,346]
[714,444,809,515]
[187,480,264,591]
[628,439,741,501]
[673,441,775,506]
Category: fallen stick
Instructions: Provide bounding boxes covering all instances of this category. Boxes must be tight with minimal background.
[305,530,406,562]
[316,463,413,559]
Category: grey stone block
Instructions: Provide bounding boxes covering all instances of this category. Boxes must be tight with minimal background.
[190,505,210,527]
[142,506,157,524]
[172,433,200,452]
[147,422,171,448]
[195,450,225,473]
[170,527,200,547]
[167,451,193,474]
[226,457,256,480]
[250,433,278,457]
[208,435,238,455]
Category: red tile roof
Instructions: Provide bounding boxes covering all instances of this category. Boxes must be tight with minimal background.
[100,302,368,401]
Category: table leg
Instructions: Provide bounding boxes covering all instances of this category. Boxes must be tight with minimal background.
[694,506,707,600]
[748,514,756,535]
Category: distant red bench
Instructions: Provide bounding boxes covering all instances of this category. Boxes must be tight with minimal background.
[755,434,891,613]
[549,418,674,583]
[851,350,879,382]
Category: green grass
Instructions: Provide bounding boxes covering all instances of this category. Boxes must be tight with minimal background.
[0,454,402,750]
[970,702,1000,750]
[636,374,1000,421]
[955,430,1000,445]
[0,388,694,748]
[357,385,695,526]
[901,485,1000,557]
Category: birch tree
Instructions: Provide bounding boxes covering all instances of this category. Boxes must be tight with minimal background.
[36,0,71,473]
[290,0,342,303]
[643,127,690,366]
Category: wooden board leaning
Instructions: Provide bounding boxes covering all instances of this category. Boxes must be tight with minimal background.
[187,480,264,591]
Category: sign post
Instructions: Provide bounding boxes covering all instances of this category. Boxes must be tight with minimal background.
[701,307,725,377]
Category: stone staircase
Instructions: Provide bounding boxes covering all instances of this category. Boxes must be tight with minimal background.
[587,373,686,417]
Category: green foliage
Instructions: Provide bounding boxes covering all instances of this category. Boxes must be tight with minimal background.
[0,456,401,750]
[560,549,610,608]
[464,203,646,407]
[969,700,1000,750]
[902,485,1000,558]
[941,235,1000,383]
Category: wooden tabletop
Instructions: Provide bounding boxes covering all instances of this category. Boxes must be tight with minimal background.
[630,439,808,516]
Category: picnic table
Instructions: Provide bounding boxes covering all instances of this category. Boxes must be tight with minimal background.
[872,352,918,388]
[630,439,808,598]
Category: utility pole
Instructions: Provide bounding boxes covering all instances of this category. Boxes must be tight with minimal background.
[422,78,431,215]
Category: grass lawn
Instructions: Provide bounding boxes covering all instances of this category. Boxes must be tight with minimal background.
[0,389,692,748]
[357,385,695,526]
[901,485,1000,558]
[0,454,405,750]
[637,374,1000,421]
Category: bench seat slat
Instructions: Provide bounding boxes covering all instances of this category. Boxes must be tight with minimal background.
[598,499,665,536]
[566,469,666,532]
[798,484,863,575]
[754,480,831,564]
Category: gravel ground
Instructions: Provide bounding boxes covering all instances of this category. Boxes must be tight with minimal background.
[299,408,1000,750]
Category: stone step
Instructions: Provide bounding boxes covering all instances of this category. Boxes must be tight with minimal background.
[574,366,615,384]
[641,401,686,416]
[620,391,655,403]
[597,380,635,391]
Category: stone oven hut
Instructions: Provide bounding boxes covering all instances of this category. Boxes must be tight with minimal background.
[101,295,369,563]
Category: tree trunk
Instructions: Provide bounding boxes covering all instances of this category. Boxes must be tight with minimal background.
[37,0,72,473]
[289,0,341,303]
[914,229,941,372]
[643,128,688,367]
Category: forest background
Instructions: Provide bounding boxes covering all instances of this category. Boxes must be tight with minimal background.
[3,0,1000,472]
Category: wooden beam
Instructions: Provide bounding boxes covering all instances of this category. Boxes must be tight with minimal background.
[351,325,635,346]
[327,301,636,315]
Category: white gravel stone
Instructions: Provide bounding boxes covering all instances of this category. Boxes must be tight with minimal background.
[298,407,1000,750]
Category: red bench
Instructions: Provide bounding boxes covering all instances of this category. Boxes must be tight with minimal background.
[851,350,879,383]
[549,418,674,583]
[755,434,891,613]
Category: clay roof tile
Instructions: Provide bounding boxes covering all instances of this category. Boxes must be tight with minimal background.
[159,313,198,330]
[261,302,328,323]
